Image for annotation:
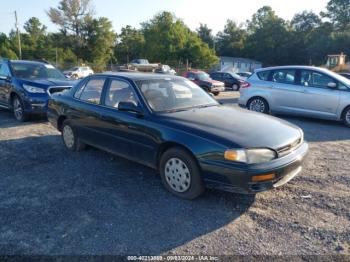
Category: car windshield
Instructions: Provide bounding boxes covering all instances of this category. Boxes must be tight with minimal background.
[11,62,66,80]
[196,72,211,81]
[136,78,218,113]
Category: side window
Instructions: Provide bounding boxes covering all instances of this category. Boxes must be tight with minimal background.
[272,69,296,84]
[104,79,137,108]
[0,63,11,77]
[301,71,334,88]
[257,71,270,81]
[77,78,105,104]
[338,82,349,91]
[223,73,231,79]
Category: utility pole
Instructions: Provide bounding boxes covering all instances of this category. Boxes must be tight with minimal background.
[14,11,22,60]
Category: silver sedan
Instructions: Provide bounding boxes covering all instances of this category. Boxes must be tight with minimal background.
[238,66,350,127]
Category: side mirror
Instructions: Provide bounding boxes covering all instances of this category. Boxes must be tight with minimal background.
[118,101,144,116]
[327,82,337,89]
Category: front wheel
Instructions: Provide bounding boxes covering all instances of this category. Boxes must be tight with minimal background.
[213,92,220,96]
[343,107,350,127]
[159,148,205,199]
[247,97,269,114]
[62,121,86,151]
[12,96,28,122]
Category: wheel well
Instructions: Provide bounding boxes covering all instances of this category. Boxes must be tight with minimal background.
[156,142,200,170]
[57,116,67,132]
[341,105,350,120]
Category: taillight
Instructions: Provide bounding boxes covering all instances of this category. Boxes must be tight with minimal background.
[241,81,251,88]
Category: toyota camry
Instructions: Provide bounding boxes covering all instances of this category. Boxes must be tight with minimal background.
[48,73,308,199]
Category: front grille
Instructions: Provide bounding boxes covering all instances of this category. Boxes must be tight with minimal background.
[47,86,72,95]
[277,137,302,157]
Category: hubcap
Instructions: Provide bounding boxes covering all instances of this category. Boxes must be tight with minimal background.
[13,98,23,120]
[63,125,75,148]
[249,99,265,113]
[164,158,191,193]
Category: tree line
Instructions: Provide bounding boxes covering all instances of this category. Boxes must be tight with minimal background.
[0,0,349,71]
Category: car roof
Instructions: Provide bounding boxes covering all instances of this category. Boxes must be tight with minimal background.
[97,72,184,81]
[9,60,49,66]
[255,65,329,73]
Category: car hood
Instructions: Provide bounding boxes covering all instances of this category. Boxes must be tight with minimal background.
[18,78,77,89]
[158,106,302,149]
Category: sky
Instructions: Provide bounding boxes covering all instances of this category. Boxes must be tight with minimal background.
[0,0,329,35]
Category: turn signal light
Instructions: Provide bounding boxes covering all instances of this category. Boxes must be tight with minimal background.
[252,173,276,182]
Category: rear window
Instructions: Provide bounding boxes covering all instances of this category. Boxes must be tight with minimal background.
[257,71,270,81]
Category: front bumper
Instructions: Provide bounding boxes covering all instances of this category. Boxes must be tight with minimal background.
[23,94,49,114]
[210,86,225,93]
[200,142,309,194]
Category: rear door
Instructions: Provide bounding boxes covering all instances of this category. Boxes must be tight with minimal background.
[269,69,301,113]
[71,76,106,144]
[294,70,340,118]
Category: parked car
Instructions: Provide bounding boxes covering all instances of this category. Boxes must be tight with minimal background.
[0,59,76,121]
[183,70,225,95]
[155,65,176,75]
[339,72,350,80]
[63,66,94,79]
[48,72,308,199]
[239,66,350,127]
[237,72,253,78]
[129,59,159,72]
[210,71,247,91]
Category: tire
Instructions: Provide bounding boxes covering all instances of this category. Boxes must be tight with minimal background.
[342,106,350,127]
[12,95,29,122]
[159,147,205,200]
[232,84,239,91]
[61,120,86,151]
[213,92,220,96]
[247,97,269,114]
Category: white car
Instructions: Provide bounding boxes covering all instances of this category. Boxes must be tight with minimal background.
[64,66,94,79]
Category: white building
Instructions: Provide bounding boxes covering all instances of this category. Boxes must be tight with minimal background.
[219,56,262,73]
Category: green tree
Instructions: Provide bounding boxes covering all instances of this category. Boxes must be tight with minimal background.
[142,11,217,68]
[245,6,291,66]
[115,25,145,64]
[0,33,18,59]
[196,23,214,49]
[321,0,350,30]
[216,20,246,57]
[84,17,116,71]
[47,0,94,58]
[291,11,321,32]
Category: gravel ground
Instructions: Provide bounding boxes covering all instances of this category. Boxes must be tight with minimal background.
[0,91,349,256]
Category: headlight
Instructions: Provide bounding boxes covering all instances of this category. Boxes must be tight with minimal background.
[224,148,277,164]
[23,84,46,94]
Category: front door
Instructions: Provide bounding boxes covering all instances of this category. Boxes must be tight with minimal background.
[295,70,340,119]
[0,63,12,106]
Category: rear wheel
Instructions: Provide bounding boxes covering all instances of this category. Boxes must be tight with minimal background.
[159,147,205,199]
[12,95,28,122]
[62,120,86,151]
[247,97,269,114]
[342,106,350,127]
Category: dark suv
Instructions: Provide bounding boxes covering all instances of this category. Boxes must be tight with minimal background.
[210,71,246,91]
[0,59,76,121]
